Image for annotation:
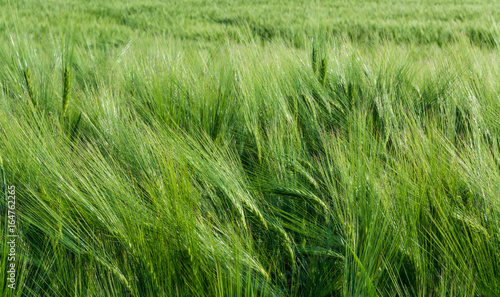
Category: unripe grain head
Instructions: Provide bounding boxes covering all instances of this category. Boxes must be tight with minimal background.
[62,66,72,116]
[23,68,36,110]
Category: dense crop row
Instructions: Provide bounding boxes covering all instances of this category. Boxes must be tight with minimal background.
[1,0,500,296]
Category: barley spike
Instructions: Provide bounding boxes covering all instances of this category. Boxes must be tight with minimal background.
[62,66,72,116]
[23,68,36,110]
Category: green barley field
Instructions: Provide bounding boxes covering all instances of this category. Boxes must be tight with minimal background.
[1,0,500,296]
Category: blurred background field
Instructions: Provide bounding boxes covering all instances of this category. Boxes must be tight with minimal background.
[2,0,500,49]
